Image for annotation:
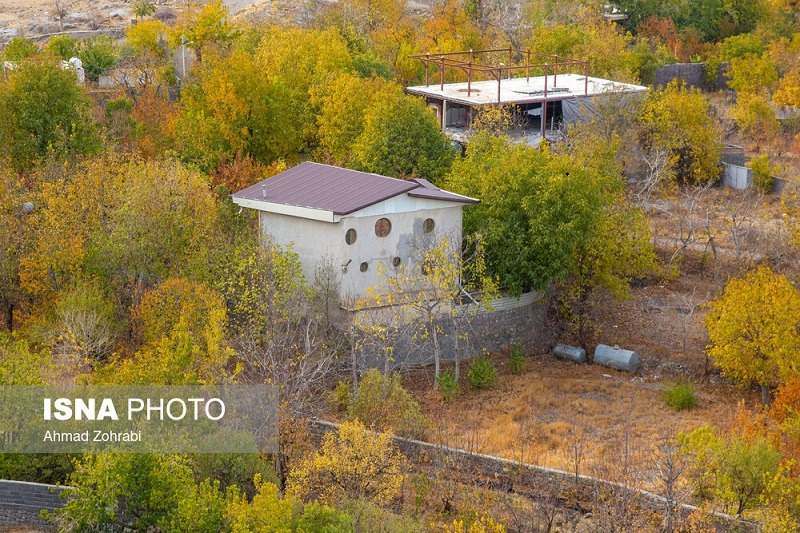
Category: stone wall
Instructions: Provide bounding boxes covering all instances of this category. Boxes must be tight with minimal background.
[355,291,550,370]
[310,420,760,533]
[0,479,68,530]
[654,62,730,92]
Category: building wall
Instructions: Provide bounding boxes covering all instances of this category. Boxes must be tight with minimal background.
[259,211,345,285]
[259,202,464,303]
[339,205,463,304]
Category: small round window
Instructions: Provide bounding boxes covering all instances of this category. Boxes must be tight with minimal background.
[345,228,357,245]
[374,218,391,237]
[423,218,435,234]
[392,256,401,267]
[360,262,368,272]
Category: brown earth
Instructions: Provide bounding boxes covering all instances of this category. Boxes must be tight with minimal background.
[401,250,763,488]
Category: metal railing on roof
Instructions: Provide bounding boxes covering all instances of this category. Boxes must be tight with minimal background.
[408,48,590,103]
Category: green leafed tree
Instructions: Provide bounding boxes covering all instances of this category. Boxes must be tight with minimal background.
[705,265,800,403]
[45,35,78,60]
[350,91,454,181]
[1,38,38,62]
[0,59,99,172]
[443,132,620,295]
[559,200,659,348]
[78,36,119,82]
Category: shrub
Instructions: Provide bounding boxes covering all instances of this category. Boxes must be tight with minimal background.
[436,369,460,401]
[468,354,497,389]
[750,154,773,195]
[330,380,351,412]
[508,341,526,375]
[348,369,427,438]
[663,383,696,411]
[287,420,405,505]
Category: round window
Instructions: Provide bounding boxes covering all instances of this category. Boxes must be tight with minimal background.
[360,262,368,272]
[423,218,435,234]
[345,228,357,245]
[374,218,391,237]
[392,256,401,267]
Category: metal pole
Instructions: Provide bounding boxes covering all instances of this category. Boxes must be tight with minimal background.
[542,65,548,138]
[584,61,589,95]
[526,50,530,82]
[553,55,558,86]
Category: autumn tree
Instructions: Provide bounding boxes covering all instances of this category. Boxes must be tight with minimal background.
[311,73,391,166]
[0,170,28,332]
[730,92,780,150]
[639,81,722,185]
[168,0,238,62]
[20,158,220,318]
[705,265,800,403]
[419,0,486,54]
[137,277,227,352]
[256,26,355,149]
[728,54,778,95]
[176,46,302,171]
[287,420,405,505]
[48,280,118,368]
[0,334,52,386]
[0,58,99,172]
[347,368,428,438]
[526,20,641,82]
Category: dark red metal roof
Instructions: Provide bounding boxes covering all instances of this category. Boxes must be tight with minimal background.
[409,178,479,204]
[233,162,477,215]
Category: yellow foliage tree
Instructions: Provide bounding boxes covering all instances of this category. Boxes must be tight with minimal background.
[731,92,780,150]
[705,265,800,404]
[138,277,227,352]
[287,420,404,505]
[639,81,722,185]
[226,475,293,533]
[168,0,238,61]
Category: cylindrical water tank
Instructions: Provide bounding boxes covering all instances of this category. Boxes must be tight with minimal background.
[553,344,587,364]
[593,344,639,372]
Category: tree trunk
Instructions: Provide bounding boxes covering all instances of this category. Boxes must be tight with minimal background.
[4,302,12,333]
[431,319,440,384]
[760,384,772,405]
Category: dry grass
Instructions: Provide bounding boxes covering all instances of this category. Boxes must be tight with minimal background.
[404,255,760,491]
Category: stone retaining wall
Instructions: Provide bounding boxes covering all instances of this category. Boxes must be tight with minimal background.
[356,291,550,370]
[310,420,760,533]
[0,479,67,530]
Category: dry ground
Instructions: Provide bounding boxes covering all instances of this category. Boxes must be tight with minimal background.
[401,251,762,490]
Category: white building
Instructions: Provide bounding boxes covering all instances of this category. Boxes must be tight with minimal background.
[231,162,478,306]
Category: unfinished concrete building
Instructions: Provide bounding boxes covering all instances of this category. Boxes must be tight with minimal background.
[405,48,646,146]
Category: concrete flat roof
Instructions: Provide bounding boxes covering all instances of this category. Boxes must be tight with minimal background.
[406,73,647,106]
